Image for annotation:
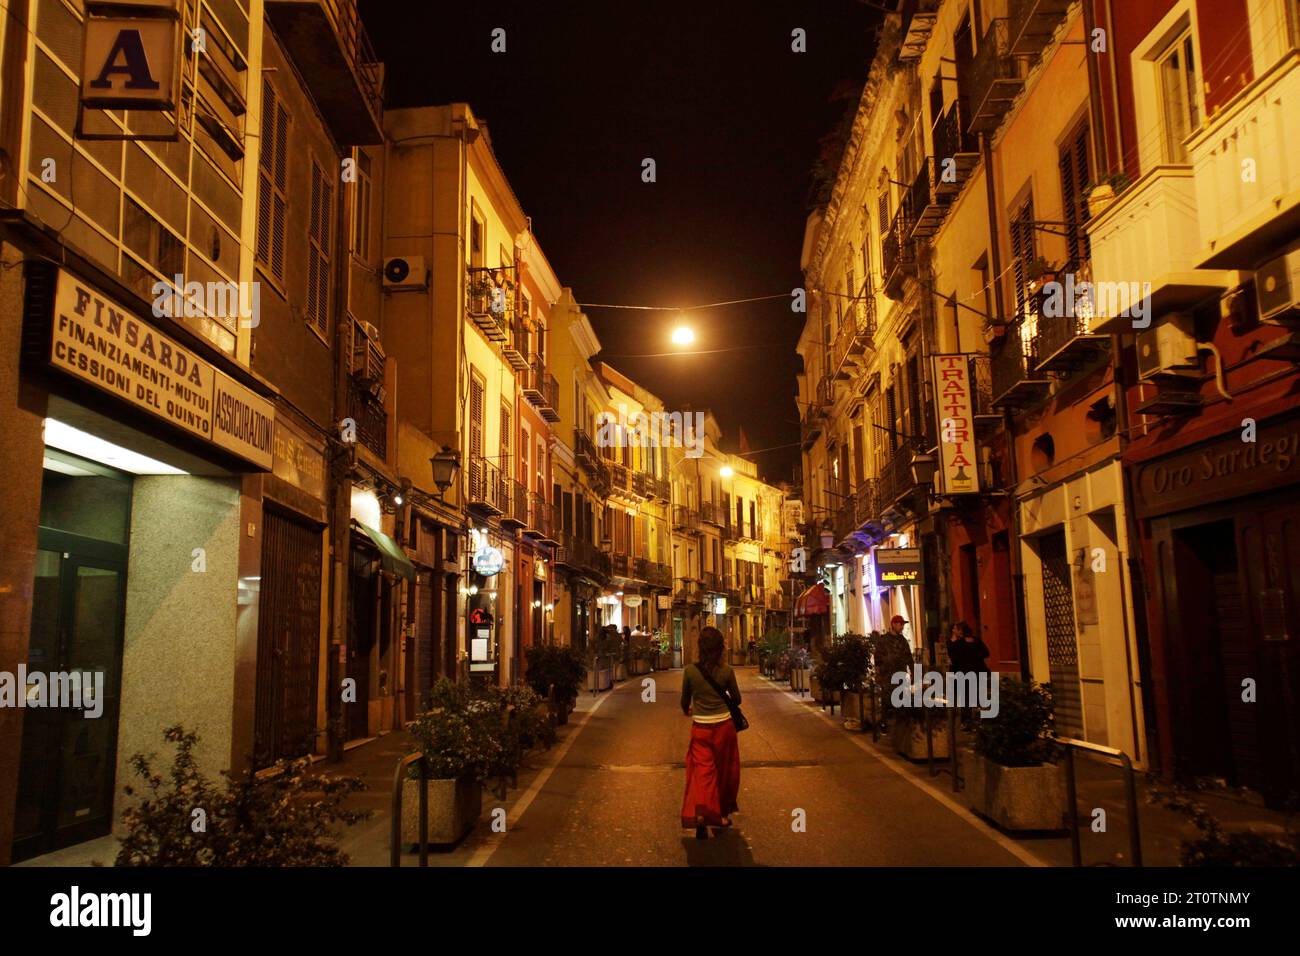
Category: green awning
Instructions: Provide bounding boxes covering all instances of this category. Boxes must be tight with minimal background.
[355,522,416,582]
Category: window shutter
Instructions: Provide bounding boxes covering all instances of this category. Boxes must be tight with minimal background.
[470,374,484,459]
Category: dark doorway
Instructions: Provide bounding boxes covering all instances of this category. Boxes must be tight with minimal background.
[1171,520,1256,788]
[1040,530,1083,737]
[13,452,130,861]
[253,508,323,766]
[347,542,377,741]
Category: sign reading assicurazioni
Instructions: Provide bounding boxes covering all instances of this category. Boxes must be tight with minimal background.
[48,270,274,469]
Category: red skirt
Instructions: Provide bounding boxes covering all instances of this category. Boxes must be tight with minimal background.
[681,719,740,827]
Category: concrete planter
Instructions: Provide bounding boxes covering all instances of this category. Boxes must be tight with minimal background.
[840,691,866,729]
[808,673,822,700]
[587,667,613,691]
[401,776,482,848]
[614,662,628,682]
[965,756,1067,832]
[890,715,950,760]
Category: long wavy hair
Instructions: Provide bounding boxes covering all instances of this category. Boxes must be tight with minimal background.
[697,627,725,677]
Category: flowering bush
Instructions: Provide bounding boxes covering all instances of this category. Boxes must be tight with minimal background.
[408,679,507,782]
[115,725,368,867]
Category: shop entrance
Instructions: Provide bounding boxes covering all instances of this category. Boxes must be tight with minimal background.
[347,543,378,741]
[13,451,130,861]
[1171,520,1257,789]
[1040,530,1083,738]
[253,508,323,766]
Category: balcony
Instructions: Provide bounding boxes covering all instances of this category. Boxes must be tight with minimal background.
[722,520,739,544]
[967,19,1022,136]
[898,0,940,61]
[1087,166,1236,333]
[524,493,558,544]
[467,267,512,344]
[523,357,560,421]
[345,376,387,458]
[832,494,858,541]
[502,479,529,529]
[800,374,833,449]
[632,472,649,499]
[699,500,723,527]
[932,100,980,197]
[702,570,722,594]
[265,0,383,145]
[608,462,635,502]
[501,317,529,371]
[877,442,921,510]
[832,293,877,380]
[675,578,703,605]
[854,478,878,526]
[649,476,671,501]
[990,318,1051,408]
[466,455,505,516]
[574,428,598,468]
[633,556,650,582]
[1190,51,1300,269]
[723,574,741,604]
[970,354,1004,436]
[610,552,632,579]
[908,159,952,240]
[1008,0,1074,57]
[673,505,701,534]
[882,204,918,300]
[1033,262,1110,373]
[589,461,611,499]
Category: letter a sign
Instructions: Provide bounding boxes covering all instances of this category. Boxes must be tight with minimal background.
[82,14,180,111]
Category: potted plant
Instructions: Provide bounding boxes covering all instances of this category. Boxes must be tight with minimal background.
[889,705,951,760]
[832,633,873,730]
[591,630,621,690]
[630,634,655,675]
[788,644,811,694]
[402,679,502,848]
[655,631,673,670]
[1085,172,1130,218]
[811,641,843,708]
[525,641,586,725]
[966,677,1065,832]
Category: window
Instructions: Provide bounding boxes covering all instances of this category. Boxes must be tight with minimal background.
[536,438,546,496]
[1009,196,1037,315]
[351,150,372,259]
[470,370,485,463]
[1059,122,1092,269]
[1158,31,1200,163]
[256,79,289,282]
[470,206,485,269]
[500,402,512,477]
[306,158,332,336]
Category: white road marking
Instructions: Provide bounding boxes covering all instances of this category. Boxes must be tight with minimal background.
[771,678,1050,868]
[466,681,621,867]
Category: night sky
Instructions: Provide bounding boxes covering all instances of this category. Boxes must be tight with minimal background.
[361,1,883,483]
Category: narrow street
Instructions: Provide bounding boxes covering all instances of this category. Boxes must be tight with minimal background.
[460,669,1030,867]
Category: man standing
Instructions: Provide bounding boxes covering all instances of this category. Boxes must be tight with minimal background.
[874,615,914,732]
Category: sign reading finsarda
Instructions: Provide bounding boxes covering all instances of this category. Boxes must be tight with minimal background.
[49,270,273,469]
[1133,414,1300,518]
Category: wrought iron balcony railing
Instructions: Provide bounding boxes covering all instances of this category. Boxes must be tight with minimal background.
[466,454,505,515]
[991,316,1051,407]
[932,99,980,192]
[673,505,700,533]
[1009,0,1074,57]
[882,203,918,300]
[967,18,1023,136]
[345,376,387,459]
[502,478,529,529]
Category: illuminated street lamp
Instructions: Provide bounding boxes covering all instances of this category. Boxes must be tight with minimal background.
[720,465,734,478]
[430,445,461,497]
[671,325,695,346]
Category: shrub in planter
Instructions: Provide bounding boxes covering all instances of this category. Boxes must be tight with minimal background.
[402,679,508,847]
[1149,780,1300,867]
[967,677,1065,831]
[889,709,951,760]
[525,641,587,721]
[116,725,368,866]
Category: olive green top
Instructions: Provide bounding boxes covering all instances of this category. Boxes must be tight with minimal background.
[681,662,741,723]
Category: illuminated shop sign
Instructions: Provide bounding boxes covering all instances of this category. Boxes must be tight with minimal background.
[472,546,504,577]
[931,354,980,495]
[874,548,923,588]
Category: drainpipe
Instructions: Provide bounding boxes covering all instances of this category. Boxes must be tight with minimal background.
[1083,0,1110,177]
[981,132,1030,678]
[1103,0,1124,174]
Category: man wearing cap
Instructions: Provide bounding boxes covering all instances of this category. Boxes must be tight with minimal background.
[874,615,914,732]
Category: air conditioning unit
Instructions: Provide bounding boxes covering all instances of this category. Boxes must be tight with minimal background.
[1136,313,1199,380]
[1255,248,1300,323]
[382,255,428,291]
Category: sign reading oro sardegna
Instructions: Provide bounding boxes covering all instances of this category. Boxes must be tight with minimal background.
[49,271,274,469]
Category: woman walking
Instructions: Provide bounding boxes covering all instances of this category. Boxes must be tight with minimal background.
[680,627,742,839]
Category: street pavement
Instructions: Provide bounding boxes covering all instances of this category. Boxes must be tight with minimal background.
[454,667,1032,867]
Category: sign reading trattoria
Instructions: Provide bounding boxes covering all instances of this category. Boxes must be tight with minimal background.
[49,270,274,469]
[931,354,980,495]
